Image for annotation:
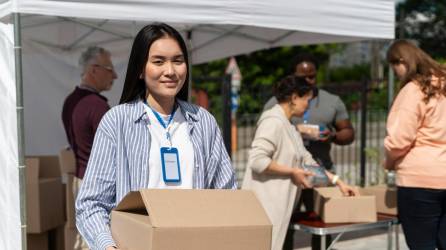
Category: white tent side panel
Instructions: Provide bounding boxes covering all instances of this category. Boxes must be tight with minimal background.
[0,22,21,250]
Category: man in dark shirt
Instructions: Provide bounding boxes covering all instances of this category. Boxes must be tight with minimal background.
[62,46,117,179]
[62,46,117,249]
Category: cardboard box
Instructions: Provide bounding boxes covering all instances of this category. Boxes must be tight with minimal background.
[111,189,272,250]
[58,148,76,175]
[361,185,397,215]
[26,156,65,233]
[64,174,76,229]
[64,224,78,250]
[314,187,377,223]
[27,232,48,250]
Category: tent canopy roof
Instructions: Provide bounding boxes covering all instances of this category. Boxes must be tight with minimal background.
[1,0,395,64]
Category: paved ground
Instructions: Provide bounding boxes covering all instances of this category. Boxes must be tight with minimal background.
[292,225,409,250]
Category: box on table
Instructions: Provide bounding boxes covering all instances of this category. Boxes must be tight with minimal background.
[314,187,377,223]
[361,185,397,215]
[111,189,272,250]
[26,156,65,233]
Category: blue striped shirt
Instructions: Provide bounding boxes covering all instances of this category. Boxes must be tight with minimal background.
[75,99,237,250]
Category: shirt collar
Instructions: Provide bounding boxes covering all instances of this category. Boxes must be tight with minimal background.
[132,99,199,123]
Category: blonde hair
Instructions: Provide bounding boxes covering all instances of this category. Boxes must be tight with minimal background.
[387,39,446,102]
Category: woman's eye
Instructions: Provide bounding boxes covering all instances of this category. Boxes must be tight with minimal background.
[174,59,184,64]
[152,60,163,65]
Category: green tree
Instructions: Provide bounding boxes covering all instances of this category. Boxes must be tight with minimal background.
[192,44,341,119]
[397,1,446,58]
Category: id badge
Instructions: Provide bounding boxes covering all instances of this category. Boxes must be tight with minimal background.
[160,147,181,183]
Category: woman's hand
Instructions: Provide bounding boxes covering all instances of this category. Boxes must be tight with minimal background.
[290,168,314,188]
[336,180,359,196]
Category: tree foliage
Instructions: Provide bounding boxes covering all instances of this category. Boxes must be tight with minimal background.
[397,1,446,58]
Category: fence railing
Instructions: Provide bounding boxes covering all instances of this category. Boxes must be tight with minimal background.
[232,109,388,186]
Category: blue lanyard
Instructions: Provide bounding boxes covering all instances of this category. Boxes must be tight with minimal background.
[144,101,176,141]
[303,99,313,123]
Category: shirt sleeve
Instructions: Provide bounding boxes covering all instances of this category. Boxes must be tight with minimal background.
[248,117,282,174]
[384,82,425,165]
[75,111,117,250]
[334,96,349,122]
[205,111,237,189]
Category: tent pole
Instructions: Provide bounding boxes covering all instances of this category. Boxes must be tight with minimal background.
[13,12,27,250]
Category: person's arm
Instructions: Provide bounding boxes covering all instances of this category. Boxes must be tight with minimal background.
[76,112,118,250]
[328,97,355,145]
[331,119,355,145]
[324,170,358,196]
[263,160,314,188]
[205,110,237,189]
[384,83,424,170]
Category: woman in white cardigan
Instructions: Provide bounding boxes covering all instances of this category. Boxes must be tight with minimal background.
[242,75,356,250]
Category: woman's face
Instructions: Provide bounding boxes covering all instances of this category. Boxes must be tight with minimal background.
[290,91,313,117]
[144,36,187,100]
[391,60,408,80]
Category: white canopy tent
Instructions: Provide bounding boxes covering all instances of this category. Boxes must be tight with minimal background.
[0,1,394,249]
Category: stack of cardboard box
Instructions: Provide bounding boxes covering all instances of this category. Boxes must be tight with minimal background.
[58,148,78,250]
[26,156,65,250]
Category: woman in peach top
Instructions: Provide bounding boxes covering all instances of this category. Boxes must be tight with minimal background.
[384,40,446,250]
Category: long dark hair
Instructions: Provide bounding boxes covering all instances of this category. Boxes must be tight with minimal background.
[387,39,446,102]
[119,23,189,104]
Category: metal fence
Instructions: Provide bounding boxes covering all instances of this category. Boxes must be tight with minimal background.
[232,109,388,186]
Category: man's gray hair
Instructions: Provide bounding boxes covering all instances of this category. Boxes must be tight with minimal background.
[79,46,110,74]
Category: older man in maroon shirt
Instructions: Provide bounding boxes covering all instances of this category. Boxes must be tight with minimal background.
[62,46,117,180]
[62,46,117,250]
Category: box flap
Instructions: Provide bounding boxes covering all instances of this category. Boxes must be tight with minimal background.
[315,186,361,199]
[139,189,271,228]
[115,191,147,212]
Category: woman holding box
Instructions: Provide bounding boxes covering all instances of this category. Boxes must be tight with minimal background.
[75,23,236,250]
[242,75,357,250]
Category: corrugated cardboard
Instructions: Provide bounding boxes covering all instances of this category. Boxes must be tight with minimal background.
[314,187,377,223]
[111,189,272,250]
[27,232,48,250]
[64,224,78,250]
[26,156,65,233]
[361,185,397,215]
[58,147,76,175]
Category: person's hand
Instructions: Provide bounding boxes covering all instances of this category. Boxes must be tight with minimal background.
[382,158,395,170]
[318,128,334,142]
[336,180,359,196]
[106,246,119,250]
[290,168,315,188]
